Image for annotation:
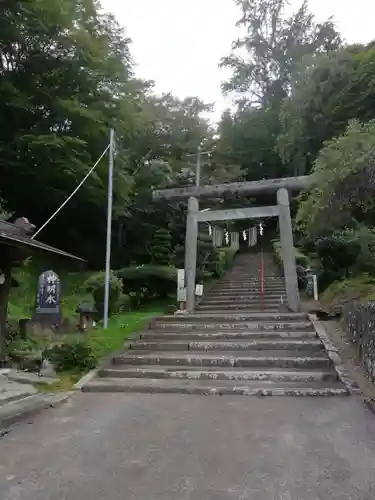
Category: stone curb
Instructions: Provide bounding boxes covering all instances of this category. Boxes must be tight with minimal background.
[73,369,99,391]
[309,314,361,395]
[0,392,74,431]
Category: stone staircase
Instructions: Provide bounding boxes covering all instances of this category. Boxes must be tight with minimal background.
[83,252,347,396]
[197,252,285,313]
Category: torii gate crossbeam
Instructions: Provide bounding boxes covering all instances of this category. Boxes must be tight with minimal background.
[152,176,311,313]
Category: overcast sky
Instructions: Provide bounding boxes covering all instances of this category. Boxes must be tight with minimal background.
[101,0,375,120]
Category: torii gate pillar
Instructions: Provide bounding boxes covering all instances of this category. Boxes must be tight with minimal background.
[185,196,199,312]
[277,188,300,312]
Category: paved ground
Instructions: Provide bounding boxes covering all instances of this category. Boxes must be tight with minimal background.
[1,394,375,500]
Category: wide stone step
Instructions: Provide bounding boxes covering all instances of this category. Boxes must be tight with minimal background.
[141,330,318,341]
[151,321,314,332]
[205,295,286,302]
[129,339,323,352]
[194,309,287,315]
[197,302,286,309]
[223,277,282,282]
[83,377,348,396]
[203,298,286,304]
[223,275,282,279]
[220,276,284,281]
[218,278,284,283]
[209,284,286,294]
[153,312,308,322]
[216,276,284,281]
[195,310,289,316]
[112,350,331,369]
[216,281,285,291]
[200,296,285,303]
[99,365,338,382]
[208,291,287,297]
[205,291,286,297]
[196,304,283,311]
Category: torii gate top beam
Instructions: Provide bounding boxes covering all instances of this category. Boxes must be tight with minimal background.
[152,175,312,201]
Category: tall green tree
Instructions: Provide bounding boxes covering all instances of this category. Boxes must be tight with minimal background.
[216,0,341,184]
[297,120,375,239]
[0,0,140,263]
[296,120,375,283]
[278,43,375,173]
[221,0,341,106]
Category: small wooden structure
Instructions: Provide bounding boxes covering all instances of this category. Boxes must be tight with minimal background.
[0,218,83,363]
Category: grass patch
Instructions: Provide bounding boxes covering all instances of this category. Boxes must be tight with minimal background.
[35,373,82,393]
[34,303,170,393]
[87,301,170,361]
[7,255,175,391]
[321,273,375,309]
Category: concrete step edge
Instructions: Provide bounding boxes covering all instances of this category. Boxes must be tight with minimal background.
[130,339,323,349]
[83,379,348,397]
[0,393,73,430]
[99,367,338,382]
[141,332,318,340]
[155,313,309,321]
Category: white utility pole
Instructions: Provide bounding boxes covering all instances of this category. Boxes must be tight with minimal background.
[103,128,115,329]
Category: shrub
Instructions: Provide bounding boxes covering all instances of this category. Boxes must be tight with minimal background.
[84,271,123,317]
[46,340,97,372]
[6,335,39,360]
[117,293,132,312]
[321,274,375,310]
[271,239,312,269]
[221,248,237,270]
[151,228,173,265]
[172,244,185,269]
[117,265,177,301]
[197,232,215,273]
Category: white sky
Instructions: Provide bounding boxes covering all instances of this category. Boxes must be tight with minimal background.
[101,0,375,120]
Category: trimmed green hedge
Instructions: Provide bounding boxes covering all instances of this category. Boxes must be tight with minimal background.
[151,228,173,265]
[117,265,180,305]
[84,271,125,317]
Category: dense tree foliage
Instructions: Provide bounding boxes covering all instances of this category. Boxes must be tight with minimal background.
[297,120,375,239]
[0,0,138,262]
[218,0,340,183]
[0,0,219,267]
[221,0,340,106]
[279,43,375,173]
[217,0,375,291]
[3,0,375,298]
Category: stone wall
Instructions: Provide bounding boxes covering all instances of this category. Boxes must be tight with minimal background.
[343,302,375,384]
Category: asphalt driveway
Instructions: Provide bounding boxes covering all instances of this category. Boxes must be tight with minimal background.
[1,393,375,500]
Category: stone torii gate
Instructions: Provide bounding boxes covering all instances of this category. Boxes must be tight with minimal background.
[153,176,312,313]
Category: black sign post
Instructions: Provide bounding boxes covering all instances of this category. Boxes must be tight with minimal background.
[34,270,61,324]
